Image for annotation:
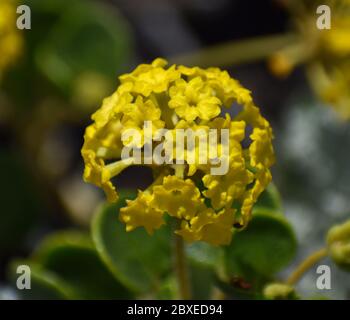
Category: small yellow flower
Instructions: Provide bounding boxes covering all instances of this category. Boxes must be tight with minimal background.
[202,114,251,211]
[250,127,275,168]
[120,191,165,234]
[120,95,165,147]
[152,175,203,220]
[82,58,275,245]
[176,207,235,245]
[82,147,131,202]
[120,58,181,97]
[169,77,221,121]
[0,0,23,76]
[172,119,211,176]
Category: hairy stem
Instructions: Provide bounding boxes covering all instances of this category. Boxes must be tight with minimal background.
[174,230,191,299]
[287,248,328,285]
[169,33,299,68]
[173,164,191,299]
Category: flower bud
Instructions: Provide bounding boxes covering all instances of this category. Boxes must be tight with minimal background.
[327,220,350,271]
[263,283,298,300]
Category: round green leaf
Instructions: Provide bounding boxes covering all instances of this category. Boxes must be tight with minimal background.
[33,231,132,299]
[186,241,224,270]
[185,242,225,299]
[92,192,172,294]
[188,262,216,300]
[214,276,258,300]
[224,210,297,282]
[253,183,283,214]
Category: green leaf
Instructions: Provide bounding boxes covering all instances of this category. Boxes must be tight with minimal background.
[253,183,283,214]
[185,242,224,299]
[214,276,258,300]
[189,262,216,299]
[8,260,72,300]
[32,231,132,299]
[156,276,177,300]
[92,192,172,294]
[186,241,224,270]
[224,210,297,287]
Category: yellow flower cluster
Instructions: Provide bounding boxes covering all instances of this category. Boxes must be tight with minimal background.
[82,58,275,245]
[270,0,350,119]
[0,0,22,76]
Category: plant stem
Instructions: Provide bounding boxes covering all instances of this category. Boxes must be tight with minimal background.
[286,248,328,285]
[172,164,191,299]
[169,33,299,68]
[174,230,191,299]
